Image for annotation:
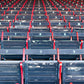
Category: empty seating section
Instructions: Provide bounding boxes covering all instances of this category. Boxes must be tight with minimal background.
[0,0,84,84]
[1,0,84,62]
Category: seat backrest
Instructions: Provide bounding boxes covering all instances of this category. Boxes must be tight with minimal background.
[55,41,80,60]
[1,40,26,49]
[0,61,21,84]
[55,40,79,49]
[1,40,26,59]
[62,61,84,84]
[28,40,53,49]
[24,61,58,84]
